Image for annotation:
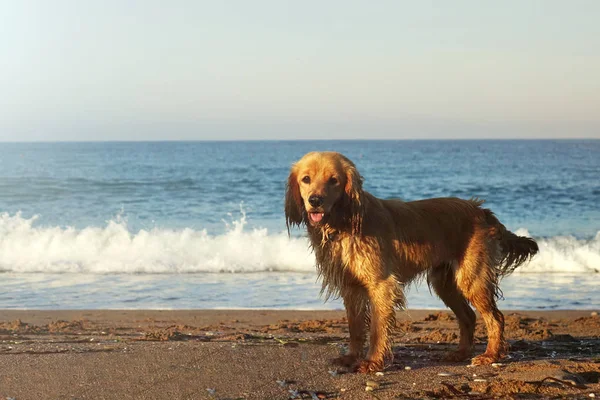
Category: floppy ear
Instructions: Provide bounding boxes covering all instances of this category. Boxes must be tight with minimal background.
[285,169,304,233]
[343,160,365,235]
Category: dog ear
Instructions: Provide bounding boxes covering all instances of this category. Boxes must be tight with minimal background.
[285,169,304,233]
[343,160,365,235]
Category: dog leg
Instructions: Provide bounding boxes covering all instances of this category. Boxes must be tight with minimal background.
[468,297,505,365]
[428,264,476,361]
[457,237,507,365]
[333,286,368,368]
[356,277,397,373]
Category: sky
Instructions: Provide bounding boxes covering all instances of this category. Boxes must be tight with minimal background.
[1,1,599,141]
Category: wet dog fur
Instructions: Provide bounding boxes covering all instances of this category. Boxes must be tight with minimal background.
[285,151,538,373]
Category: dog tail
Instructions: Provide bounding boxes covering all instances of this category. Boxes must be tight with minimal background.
[483,208,539,277]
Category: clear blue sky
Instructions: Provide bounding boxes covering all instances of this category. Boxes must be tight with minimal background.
[1,1,599,141]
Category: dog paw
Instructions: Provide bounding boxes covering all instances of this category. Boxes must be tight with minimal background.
[470,353,499,365]
[443,350,471,362]
[332,354,358,367]
[355,359,384,373]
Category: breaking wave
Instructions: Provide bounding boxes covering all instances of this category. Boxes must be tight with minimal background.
[514,228,600,274]
[0,211,313,274]
[0,213,598,274]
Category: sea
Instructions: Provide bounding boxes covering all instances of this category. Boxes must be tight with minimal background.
[0,140,598,310]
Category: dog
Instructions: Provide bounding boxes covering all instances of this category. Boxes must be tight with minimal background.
[285,151,538,373]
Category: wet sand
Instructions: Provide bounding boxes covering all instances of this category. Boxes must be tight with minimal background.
[0,309,599,399]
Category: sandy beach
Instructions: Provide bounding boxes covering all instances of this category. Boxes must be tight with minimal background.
[0,309,598,399]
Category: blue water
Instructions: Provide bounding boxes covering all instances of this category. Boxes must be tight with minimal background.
[0,140,599,309]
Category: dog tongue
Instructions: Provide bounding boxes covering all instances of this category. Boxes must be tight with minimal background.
[310,213,324,222]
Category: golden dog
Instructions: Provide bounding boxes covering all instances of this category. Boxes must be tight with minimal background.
[285,151,538,373]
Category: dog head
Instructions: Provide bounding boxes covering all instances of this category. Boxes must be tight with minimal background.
[285,152,364,235]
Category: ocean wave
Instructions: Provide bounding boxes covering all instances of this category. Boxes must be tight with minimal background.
[0,212,598,274]
[0,211,313,274]
[515,228,600,274]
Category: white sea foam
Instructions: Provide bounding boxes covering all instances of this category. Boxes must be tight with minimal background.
[514,228,600,274]
[0,211,314,274]
[0,212,598,274]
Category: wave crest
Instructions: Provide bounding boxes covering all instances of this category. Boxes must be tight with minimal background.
[0,211,314,274]
[515,228,600,274]
[0,213,598,274]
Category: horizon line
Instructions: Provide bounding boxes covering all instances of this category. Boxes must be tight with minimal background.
[0,138,598,144]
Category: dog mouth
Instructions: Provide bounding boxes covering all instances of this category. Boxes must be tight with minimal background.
[308,212,326,225]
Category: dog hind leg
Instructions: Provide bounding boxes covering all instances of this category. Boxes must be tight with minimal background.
[428,263,476,361]
[456,234,507,365]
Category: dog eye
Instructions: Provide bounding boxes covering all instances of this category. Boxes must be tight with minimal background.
[329,177,338,185]
[302,176,311,184]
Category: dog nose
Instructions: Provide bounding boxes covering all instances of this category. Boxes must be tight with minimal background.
[308,195,324,207]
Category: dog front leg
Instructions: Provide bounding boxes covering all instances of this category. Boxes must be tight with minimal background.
[333,286,367,368]
[357,278,397,373]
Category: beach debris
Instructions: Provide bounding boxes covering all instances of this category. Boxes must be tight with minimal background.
[277,379,291,387]
[589,393,595,398]
[441,382,464,396]
[468,391,483,396]
[366,380,380,389]
[549,333,577,342]
[466,364,476,368]
[475,372,499,378]
[473,378,487,382]
[288,390,326,399]
[206,388,216,396]
[268,335,299,346]
[491,362,504,368]
[527,376,588,392]
[552,371,587,387]
[592,311,598,317]
[404,366,412,371]
[437,371,459,377]
[328,370,338,377]
[365,386,374,392]
[375,371,385,376]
